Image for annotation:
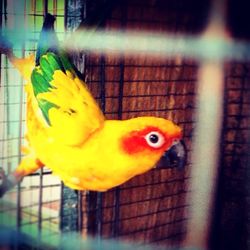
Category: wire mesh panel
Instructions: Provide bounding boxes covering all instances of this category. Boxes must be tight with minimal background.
[0,0,78,246]
[0,0,250,250]
[211,62,250,250]
[83,0,208,246]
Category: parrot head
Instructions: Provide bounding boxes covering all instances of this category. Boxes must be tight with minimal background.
[100,117,186,184]
[119,117,186,171]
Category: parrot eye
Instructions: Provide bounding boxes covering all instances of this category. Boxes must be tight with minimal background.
[145,131,165,149]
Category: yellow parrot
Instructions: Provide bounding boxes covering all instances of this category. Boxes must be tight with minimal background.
[0,14,186,196]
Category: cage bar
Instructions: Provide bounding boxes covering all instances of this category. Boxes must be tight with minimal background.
[59,0,85,233]
[184,0,226,249]
[0,0,249,249]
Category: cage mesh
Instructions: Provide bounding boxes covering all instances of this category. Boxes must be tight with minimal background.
[0,0,249,250]
[0,0,67,245]
[84,0,201,246]
[210,62,250,250]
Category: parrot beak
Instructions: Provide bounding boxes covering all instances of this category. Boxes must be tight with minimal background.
[155,140,187,169]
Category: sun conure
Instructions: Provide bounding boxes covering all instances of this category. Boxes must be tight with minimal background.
[0,14,186,197]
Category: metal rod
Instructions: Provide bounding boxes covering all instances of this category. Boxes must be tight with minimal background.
[96,191,103,238]
[64,0,68,30]
[3,25,250,61]
[43,0,48,16]
[59,182,64,231]
[184,60,224,249]
[77,190,83,232]
[62,30,249,61]
[184,1,226,248]
[16,0,27,234]
[58,0,86,235]
[112,2,127,238]
[100,55,106,112]
[53,0,57,16]
[117,59,124,119]
[1,0,21,229]
[95,52,106,239]
[36,6,45,244]
[38,167,43,242]
[112,188,120,237]
[112,57,125,238]
[0,0,3,172]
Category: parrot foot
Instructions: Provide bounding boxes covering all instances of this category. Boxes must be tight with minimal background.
[0,168,15,198]
[0,35,13,56]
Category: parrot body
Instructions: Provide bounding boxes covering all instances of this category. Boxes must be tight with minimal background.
[0,14,185,195]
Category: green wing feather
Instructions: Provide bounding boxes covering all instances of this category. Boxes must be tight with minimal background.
[31,12,84,125]
[31,52,79,125]
[32,13,85,125]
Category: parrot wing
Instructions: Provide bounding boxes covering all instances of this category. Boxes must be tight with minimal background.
[31,51,105,145]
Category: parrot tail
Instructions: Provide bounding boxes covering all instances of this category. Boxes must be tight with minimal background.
[36,13,59,65]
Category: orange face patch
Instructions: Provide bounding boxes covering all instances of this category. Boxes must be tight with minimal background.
[121,127,168,155]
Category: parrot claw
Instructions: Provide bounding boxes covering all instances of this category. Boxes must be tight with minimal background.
[0,168,14,198]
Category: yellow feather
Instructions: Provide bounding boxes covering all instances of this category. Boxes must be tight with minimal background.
[10,54,35,80]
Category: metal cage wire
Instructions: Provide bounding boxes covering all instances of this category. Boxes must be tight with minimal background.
[0,0,249,250]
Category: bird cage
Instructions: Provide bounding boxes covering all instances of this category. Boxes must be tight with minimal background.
[0,0,249,250]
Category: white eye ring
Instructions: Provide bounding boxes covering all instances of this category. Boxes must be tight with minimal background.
[145,131,165,149]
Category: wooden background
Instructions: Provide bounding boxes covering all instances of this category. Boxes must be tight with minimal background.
[78,1,250,249]
[81,0,203,246]
[0,0,249,249]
